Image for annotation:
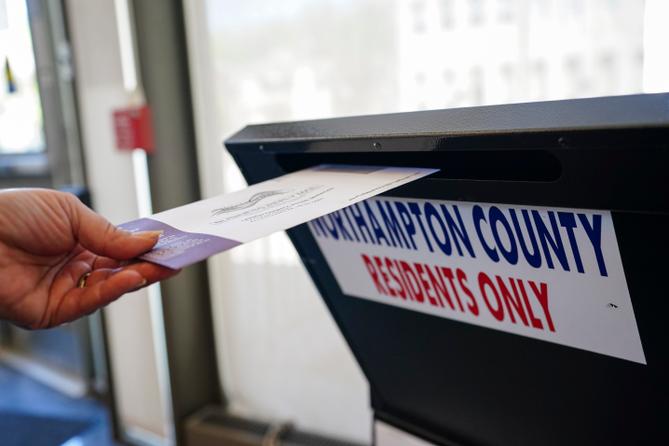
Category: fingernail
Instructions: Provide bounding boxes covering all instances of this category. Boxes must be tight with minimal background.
[133,230,163,240]
[130,278,148,292]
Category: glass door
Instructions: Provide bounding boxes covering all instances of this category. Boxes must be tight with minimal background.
[0,0,99,397]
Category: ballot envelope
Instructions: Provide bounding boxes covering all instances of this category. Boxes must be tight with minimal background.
[225,93,668,446]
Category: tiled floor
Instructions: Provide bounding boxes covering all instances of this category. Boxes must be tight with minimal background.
[0,363,117,446]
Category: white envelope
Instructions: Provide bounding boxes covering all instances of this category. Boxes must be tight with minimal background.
[120,164,438,269]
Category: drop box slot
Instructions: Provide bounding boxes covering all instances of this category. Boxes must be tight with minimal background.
[275,149,561,183]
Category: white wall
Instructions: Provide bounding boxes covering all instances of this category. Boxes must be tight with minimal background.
[65,0,172,443]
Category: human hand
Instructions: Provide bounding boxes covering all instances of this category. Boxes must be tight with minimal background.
[0,189,178,329]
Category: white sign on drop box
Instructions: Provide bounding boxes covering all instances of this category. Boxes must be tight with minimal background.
[308,197,646,364]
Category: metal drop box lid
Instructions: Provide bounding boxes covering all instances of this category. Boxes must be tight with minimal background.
[225,94,669,446]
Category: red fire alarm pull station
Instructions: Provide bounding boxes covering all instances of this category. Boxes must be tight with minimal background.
[112,105,155,153]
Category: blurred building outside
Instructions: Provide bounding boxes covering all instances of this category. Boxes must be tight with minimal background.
[0,0,44,154]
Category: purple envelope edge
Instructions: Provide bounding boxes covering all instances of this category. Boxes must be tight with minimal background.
[119,218,241,269]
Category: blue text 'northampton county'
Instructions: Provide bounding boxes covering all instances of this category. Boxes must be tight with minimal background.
[310,198,608,277]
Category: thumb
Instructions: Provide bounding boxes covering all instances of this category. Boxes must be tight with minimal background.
[72,198,161,260]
